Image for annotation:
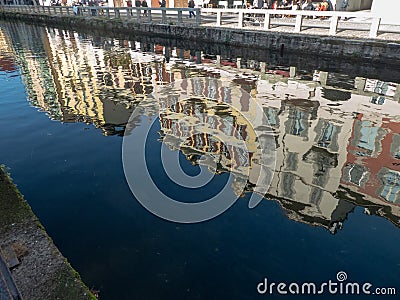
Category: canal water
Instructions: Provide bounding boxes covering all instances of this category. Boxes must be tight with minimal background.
[1,21,400,299]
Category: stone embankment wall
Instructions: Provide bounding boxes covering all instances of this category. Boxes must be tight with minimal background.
[0,166,97,300]
[1,11,400,65]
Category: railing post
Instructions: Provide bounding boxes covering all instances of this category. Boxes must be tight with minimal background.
[369,17,381,38]
[162,8,166,23]
[177,10,182,24]
[147,9,151,21]
[106,7,110,18]
[238,10,243,28]
[136,8,141,20]
[329,15,338,35]
[264,12,270,30]
[260,61,266,73]
[116,8,120,18]
[60,6,63,15]
[216,10,221,26]
[195,8,200,25]
[294,14,303,33]
[66,6,70,15]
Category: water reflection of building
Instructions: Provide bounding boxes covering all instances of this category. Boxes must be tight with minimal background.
[0,28,16,73]
[1,23,170,135]
[3,22,400,232]
[158,78,258,179]
[340,114,400,226]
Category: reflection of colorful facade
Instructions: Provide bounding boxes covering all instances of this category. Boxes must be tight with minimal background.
[340,114,400,225]
[3,22,400,232]
[1,23,63,120]
[1,23,168,135]
[0,28,16,72]
[157,78,259,189]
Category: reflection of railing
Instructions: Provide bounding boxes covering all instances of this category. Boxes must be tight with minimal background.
[1,5,397,38]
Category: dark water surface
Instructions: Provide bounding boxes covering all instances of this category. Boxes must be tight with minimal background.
[1,21,400,299]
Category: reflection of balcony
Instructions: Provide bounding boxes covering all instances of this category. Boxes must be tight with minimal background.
[342,164,370,188]
[321,88,351,102]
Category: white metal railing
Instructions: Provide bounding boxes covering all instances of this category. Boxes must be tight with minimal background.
[0,5,202,25]
[0,5,395,38]
[201,8,384,38]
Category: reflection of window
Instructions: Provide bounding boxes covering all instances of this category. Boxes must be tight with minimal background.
[223,87,231,104]
[342,164,369,187]
[364,79,398,97]
[208,81,217,99]
[285,152,298,172]
[263,107,279,127]
[370,96,385,105]
[314,119,340,152]
[352,120,384,156]
[390,134,400,159]
[287,110,305,136]
[318,122,336,148]
[222,116,235,136]
[379,169,400,204]
[310,187,322,206]
[281,172,295,199]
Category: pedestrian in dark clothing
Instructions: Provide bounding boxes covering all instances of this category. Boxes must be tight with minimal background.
[135,0,141,16]
[303,0,314,10]
[142,0,148,16]
[325,0,333,10]
[159,0,166,7]
[188,0,195,18]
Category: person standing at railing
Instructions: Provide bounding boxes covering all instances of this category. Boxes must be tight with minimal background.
[88,0,97,16]
[327,0,333,10]
[302,0,313,10]
[188,0,195,18]
[73,2,78,14]
[141,0,147,16]
[254,0,263,9]
[159,0,166,7]
[127,0,132,16]
[135,0,141,15]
